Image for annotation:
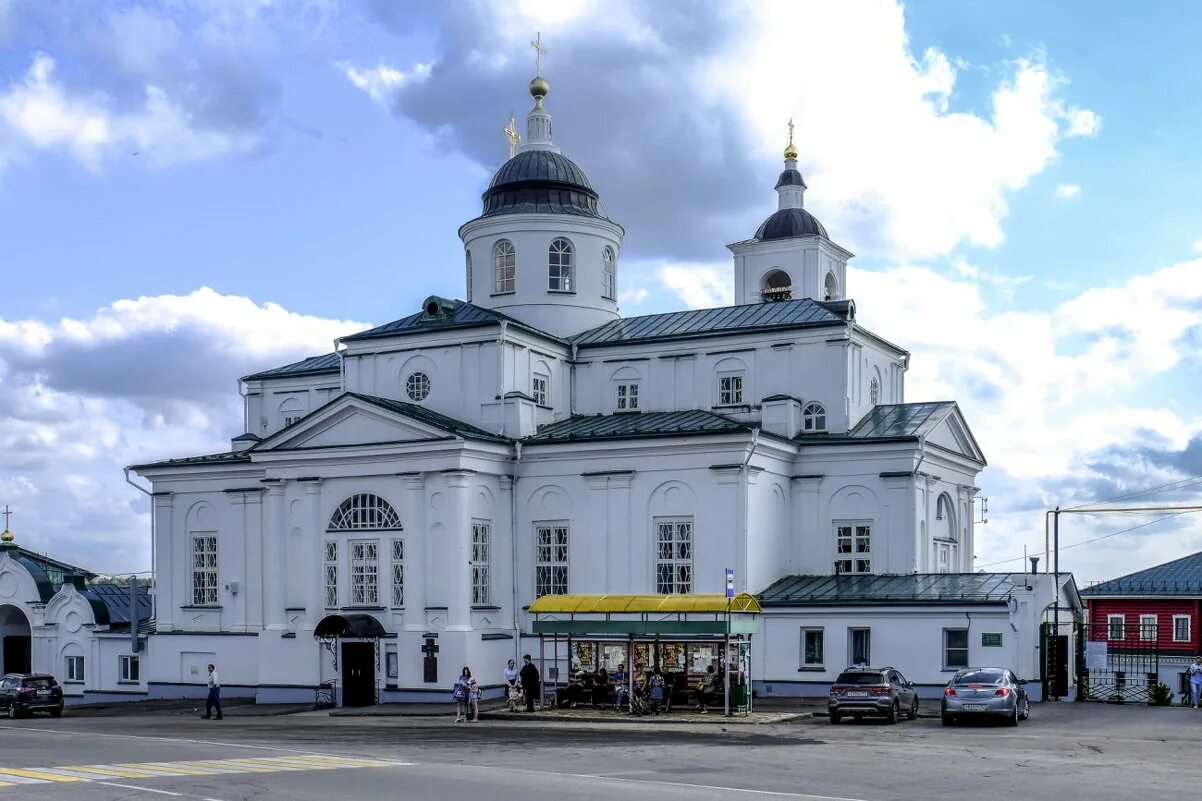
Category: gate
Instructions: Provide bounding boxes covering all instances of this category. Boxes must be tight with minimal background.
[1074,620,1159,703]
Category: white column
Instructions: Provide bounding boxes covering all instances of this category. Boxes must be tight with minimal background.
[446,471,473,631]
[262,480,287,630]
[152,492,175,631]
[497,475,515,623]
[243,490,264,630]
[791,476,822,574]
[301,478,323,630]
[403,474,427,630]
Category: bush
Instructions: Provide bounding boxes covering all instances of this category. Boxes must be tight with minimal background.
[1148,683,1173,706]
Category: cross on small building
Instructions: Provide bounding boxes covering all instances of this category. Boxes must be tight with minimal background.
[422,638,439,656]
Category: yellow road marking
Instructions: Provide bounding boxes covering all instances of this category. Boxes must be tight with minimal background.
[0,767,84,782]
[121,762,218,776]
[170,760,279,773]
[271,754,396,767]
[57,765,165,778]
[245,756,339,769]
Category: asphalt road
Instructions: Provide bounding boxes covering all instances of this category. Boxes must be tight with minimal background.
[0,702,1196,800]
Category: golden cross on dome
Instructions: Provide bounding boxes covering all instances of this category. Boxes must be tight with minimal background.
[504,112,521,159]
[784,117,799,160]
[531,32,547,76]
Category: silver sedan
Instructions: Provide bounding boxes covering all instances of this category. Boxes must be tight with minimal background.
[941,667,1030,726]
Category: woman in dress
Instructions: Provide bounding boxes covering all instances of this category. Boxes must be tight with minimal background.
[454,667,478,723]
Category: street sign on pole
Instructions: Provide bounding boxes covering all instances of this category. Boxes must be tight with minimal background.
[725,568,735,598]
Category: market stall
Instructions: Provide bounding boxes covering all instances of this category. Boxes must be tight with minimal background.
[527,593,761,716]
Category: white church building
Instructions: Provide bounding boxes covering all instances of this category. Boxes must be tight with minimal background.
[113,62,1085,706]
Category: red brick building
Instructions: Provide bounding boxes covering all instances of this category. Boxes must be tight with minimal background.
[1081,551,1202,698]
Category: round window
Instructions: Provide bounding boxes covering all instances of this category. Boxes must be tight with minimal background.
[406,372,431,402]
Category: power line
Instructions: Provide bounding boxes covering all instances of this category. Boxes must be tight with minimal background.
[976,510,1198,569]
[1063,475,1202,511]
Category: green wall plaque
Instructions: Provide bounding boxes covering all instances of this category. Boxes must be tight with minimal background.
[981,632,1003,647]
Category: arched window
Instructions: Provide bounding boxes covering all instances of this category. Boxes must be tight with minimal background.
[465,249,473,302]
[493,240,515,294]
[803,402,827,432]
[824,272,838,301]
[328,494,403,531]
[548,238,574,292]
[870,377,880,405]
[602,246,616,300]
[936,494,956,541]
[762,269,792,302]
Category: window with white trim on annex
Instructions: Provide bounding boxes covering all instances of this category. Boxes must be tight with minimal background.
[279,397,305,428]
[602,246,616,300]
[493,239,516,294]
[800,627,824,669]
[803,402,826,432]
[64,654,84,682]
[1107,614,1125,641]
[714,358,747,407]
[834,522,871,575]
[943,628,969,670]
[655,517,693,594]
[1173,614,1191,643]
[535,521,569,597]
[548,237,574,292]
[471,520,492,605]
[120,654,140,682]
[848,627,871,666]
[1139,614,1157,641]
[611,366,641,411]
[531,372,550,406]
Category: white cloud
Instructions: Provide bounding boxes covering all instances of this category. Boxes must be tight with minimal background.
[1055,183,1082,199]
[0,53,261,173]
[618,287,649,306]
[1193,240,1202,253]
[336,61,431,106]
[0,288,367,571]
[656,262,733,309]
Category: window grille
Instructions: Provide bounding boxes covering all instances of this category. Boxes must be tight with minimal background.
[835,524,871,574]
[328,494,402,531]
[391,539,405,607]
[191,535,218,606]
[472,520,491,605]
[616,383,639,410]
[406,371,431,402]
[532,374,549,406]
[655,518,693,594]
[535,523,569,597]
[718,375,743,405]
[349,540,379,606]
[324,541,338,607]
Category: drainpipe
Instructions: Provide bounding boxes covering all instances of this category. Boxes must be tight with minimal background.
[123,468,155,622]
[569,343,578,416]
[510,442,523,664]
[335,337,347,394]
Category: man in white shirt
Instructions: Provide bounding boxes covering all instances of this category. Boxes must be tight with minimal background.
[202,664,223,720]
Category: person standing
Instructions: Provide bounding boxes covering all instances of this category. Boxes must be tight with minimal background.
[519,654,541,713]
[1188,656,1202,708]
[202,664,222,720]
[453,667,476,723]
[504,658,521,712]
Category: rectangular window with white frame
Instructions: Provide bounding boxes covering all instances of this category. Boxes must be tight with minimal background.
[616,382,639,411]
[472,520,491,605]
[943,628,969,670]
[655,518,693,594]
[800,627,824,669]
[535,522,569,597]
[532,374,549,406]
[1139,614,1157,641]
[848,627,871,666]
[349,539,379,606]
[120,655,140,682]
[65,655,84,682]
[717,374,744,406]
[1107,614,1125,641]
[834,523,872,575]
[1173,614,1191,643]
[190,534,218,606]
[324,541,338,607]
[391,539,404,607]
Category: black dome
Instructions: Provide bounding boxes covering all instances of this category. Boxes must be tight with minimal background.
[774,168,807,190]
[754,207,828,241]
[481,149,602,218]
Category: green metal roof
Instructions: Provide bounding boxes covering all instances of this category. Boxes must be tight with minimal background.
[758,573,1022,606]
[794,401,957,444]
[1080,551,1202,597]
[243,353,340,382]
[525,410,747,443]
[129,451,252,470]
[340,299,565,345]
[346,393,511,443]
[570,297,852,347]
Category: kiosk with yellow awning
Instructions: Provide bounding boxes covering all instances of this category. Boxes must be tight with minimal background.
[527,593,761,715]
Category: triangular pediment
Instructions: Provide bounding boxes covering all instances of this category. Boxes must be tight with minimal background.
[256,395,461,452]
[924,407,986,466]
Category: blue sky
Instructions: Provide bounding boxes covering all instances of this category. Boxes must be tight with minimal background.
[1,0,1199,582]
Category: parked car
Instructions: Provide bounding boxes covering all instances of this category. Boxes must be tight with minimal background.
[941,667,1029,726]
[828,666,919,724]
[0,673,64,718]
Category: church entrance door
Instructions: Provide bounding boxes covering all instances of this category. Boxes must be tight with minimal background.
[0,605,32,675]
[341,642,375,707]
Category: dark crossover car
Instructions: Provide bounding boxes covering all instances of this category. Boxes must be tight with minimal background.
[0,673,64,718]
[828,667,920,724]
[941,667,1030,726]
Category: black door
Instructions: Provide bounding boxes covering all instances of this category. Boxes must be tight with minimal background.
[341,642,375,707]
[3,636,30,675]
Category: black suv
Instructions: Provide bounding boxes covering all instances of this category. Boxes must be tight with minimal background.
[0,673,64,718]
[828,666,919,724]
